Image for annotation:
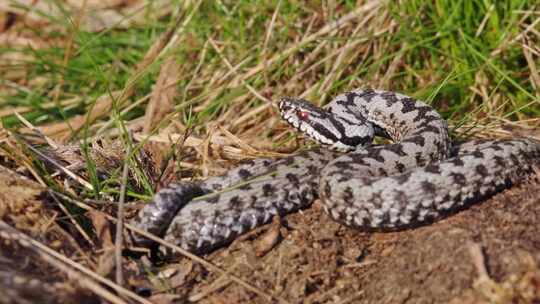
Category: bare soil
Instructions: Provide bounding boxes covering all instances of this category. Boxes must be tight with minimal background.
[191,174,540,304]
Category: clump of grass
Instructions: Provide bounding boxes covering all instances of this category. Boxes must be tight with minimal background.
[389,1,539,130]
[2,1,538,136]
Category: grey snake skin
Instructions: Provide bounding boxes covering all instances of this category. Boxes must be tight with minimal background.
[132,89,540,255]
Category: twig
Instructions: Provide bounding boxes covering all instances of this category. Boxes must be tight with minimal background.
[468,241,490,280]
[0,220,150,304]
[13,111,58,149]
[115,133,133,285]
[208,38,272,104]
[50,193,95,247]
[262,0,281,54]
[51,190,291,304]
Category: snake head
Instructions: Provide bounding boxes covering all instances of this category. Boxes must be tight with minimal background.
[278,97,374,151]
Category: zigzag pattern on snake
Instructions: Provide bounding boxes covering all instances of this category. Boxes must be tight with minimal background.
[132,89,540,255]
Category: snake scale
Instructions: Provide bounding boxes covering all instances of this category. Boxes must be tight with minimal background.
[132,89,540,255]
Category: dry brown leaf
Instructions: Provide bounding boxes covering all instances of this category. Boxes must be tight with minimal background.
[88,210,117,277]
[148,294,182,304]
[143,56,180,133]
[88,210,113,248]
[96,249,116,278]
[255,216,282,257]
[168,261,194,289]
[67,0,126,10]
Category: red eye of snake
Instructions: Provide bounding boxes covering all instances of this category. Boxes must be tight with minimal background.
[297,110,309,121]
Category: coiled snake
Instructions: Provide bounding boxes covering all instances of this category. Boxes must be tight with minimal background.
[133,89,540,255]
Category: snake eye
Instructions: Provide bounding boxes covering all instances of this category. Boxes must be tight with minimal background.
[297,110,309,121]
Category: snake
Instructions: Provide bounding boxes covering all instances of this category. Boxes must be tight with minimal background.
[132,88,540,256]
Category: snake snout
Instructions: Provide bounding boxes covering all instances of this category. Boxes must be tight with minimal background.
[278,97,301,123]
[278,97,297,114]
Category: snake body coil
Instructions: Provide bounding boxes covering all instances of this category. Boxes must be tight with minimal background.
[133,89,540,255]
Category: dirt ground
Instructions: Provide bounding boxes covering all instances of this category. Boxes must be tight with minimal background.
[1,167,540,304]
[188,174,540,304]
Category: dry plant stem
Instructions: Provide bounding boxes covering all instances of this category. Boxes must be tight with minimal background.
[475,4,495,37]
[50,194,95,247]
[230,102,272,129]
[115,138,132,285]
[0,98,79,119]
[468,241,490,280]
[51,0,87,105]
[45,213,96,267]
[183,39,210,101]
[274,247,284,294]
[13,111,58,149]
[217,125,258,154]
[95,93,152,137]
[213,53,254,87]
[160,0,203,57]
[208,38,272,104]
[261,0,282,87]
[50,191,290,304]
[522,41,540,91]
[491,16,540,57]
[318,7,381,99]
[522,43,540,57]
[132,131,287,160]
[241,0,386,82]
[142,54,180,133]
[261,0,281,58]
[2,140,48,188]
[0,220,150,304]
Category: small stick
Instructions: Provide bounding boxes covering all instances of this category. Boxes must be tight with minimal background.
[115,132,133,285]
[0,220,151,304]
[52,190,290,304]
